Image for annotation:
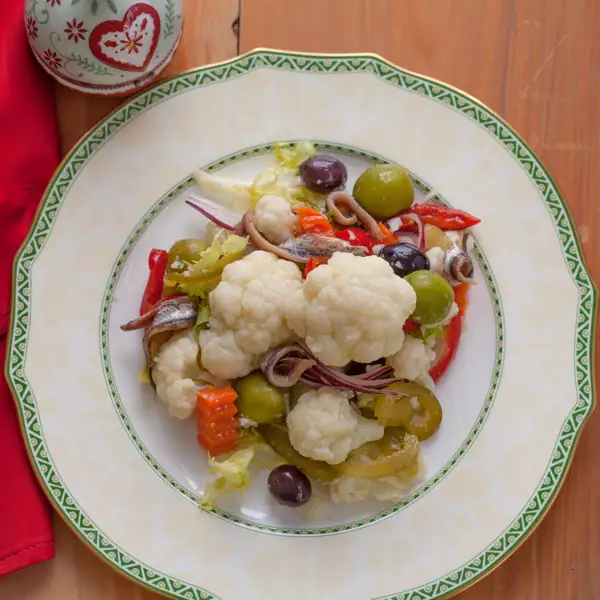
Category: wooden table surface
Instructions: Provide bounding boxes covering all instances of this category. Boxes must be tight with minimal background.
[2,1,599,598]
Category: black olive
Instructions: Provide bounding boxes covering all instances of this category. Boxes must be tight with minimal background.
[380,243,430,277]
[299,155,347,194]
[268,465,312,507]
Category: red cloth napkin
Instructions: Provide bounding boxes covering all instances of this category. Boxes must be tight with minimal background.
[0,1,60,577]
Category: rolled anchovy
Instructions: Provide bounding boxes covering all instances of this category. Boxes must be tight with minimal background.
[142,300,197,366]
[279,234,368,260]
[444,231,475,284]
[121,298,197,370]
[327,192,384,242]
[120,296,191,331]
[260,342,406,395]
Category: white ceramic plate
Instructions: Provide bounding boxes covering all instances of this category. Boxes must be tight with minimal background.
[6,50,596,600]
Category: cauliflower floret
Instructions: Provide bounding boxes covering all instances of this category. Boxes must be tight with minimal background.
[425,246,445,274]
[286,388,384,465]
[389,335,436,388]
[198,329,255,380]
[239,416,259,429]
[152,333,214,419]
[254,195,297,244]
[330,472,420,503]
[286,253,417,366]
[199,251,303,379]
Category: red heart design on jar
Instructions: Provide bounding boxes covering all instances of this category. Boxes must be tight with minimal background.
[89,3,161,72]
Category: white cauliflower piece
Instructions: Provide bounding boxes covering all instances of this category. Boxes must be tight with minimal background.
[199,251,303,379]
[152,334,213,419]
[425,246,445,274]
[286,388,384,465]
[199,330,255,380]
[254,195,297,244]
[330,472,420,503]
[286,253,417,366]
[389,335,436,387]
[238,416,259,429]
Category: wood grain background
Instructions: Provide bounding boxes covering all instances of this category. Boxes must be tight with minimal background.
[2,1,598,598]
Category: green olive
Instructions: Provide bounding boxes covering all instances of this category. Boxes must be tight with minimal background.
[233,371,285,424]
[404,270,454,324]
[166,239,209,273]
[258,423,339,482]
[353,164,414,220]
[374,382,442,441]
[337,428,419,478]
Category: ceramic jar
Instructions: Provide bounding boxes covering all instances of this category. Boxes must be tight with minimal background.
[25,0,183,95]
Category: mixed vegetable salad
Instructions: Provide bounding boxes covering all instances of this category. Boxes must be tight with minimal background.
[121,142,480,508]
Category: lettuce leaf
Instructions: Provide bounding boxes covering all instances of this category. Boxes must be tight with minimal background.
[193,303,211,338]
[187,231,247,277]
[193,171,252,213]
[164,231,247,298]
[201,438,282,509]
[273,140,316,169]
[193,141,324,211]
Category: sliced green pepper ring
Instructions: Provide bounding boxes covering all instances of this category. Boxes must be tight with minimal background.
[374,382,443,441]
[166,239,210,273]
[337,429,419,479]
[258,423,339,483]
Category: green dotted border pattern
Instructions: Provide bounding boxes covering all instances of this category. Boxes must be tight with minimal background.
[100,141,504,536]
[5,51,596,600]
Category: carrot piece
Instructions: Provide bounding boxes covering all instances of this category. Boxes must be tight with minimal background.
[295,206,323,219]
[197,386,237,409]
[197,428,239,457]
[296,206,334,236]
[378,223,398,246]
[196,386,240,456]
[198,416,239,436]
[205,441,238,457]
[197,403,238,423]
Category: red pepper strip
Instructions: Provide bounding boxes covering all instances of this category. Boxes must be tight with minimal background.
[453,282,469,315]
[409,204,480,230]
[304,256,329,277]
[394,220,419,234]
[140,249,168,315]
[335,227,373,254]
[153,293,185,309]
[429,283,469,381]
[403,320,420,333]
[429,314,462,382]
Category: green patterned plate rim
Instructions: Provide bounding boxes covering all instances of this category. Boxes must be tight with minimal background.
[5,50,597,600]
[100,140,504,536]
